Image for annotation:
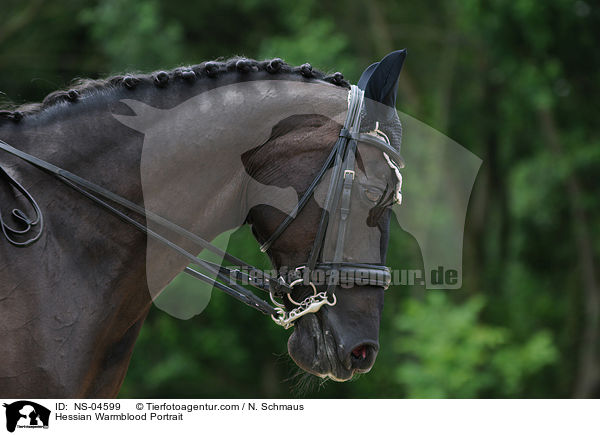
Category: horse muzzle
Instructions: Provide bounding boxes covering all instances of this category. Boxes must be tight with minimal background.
[287,285,384,381]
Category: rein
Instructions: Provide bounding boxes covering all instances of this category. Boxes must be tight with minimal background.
[0,85,403,329]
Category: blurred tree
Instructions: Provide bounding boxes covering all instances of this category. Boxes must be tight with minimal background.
[79,0,183,72]
[393,292,557,398]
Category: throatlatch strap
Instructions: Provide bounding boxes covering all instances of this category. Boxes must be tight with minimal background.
[259,140,340,253]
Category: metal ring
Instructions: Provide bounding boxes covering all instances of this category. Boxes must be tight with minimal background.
[289,278,304,288]
[287,282,317,306]
[269,291,285,309]
[271,307,288,327]
[326,293,337,306]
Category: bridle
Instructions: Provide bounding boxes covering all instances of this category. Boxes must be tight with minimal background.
[0,84,403,329]
[258,85,404,326]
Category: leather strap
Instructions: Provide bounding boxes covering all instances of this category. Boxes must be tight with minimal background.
[259,138,340,253]
[0,165,44,246]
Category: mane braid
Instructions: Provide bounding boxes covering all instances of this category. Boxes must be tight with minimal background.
[0,57,350,123]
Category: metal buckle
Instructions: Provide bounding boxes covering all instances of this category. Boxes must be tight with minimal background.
[344,169,355,180]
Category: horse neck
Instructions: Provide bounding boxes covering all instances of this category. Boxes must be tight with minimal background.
[0,87,251,397]
[0,78,348,397]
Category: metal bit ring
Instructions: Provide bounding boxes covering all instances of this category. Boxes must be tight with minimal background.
[287,279,317,306]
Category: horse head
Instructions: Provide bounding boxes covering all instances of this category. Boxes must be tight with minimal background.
[245,50,406,380]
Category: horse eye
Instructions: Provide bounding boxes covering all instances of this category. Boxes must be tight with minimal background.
[364,187,383,203]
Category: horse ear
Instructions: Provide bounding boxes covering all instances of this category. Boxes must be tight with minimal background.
[357,49,406,108]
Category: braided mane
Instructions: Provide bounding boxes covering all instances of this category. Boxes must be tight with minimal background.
[0,57,350,123]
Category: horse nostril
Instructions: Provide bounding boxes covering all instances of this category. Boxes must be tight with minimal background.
[349,343,378,371]
[351,345,368,360]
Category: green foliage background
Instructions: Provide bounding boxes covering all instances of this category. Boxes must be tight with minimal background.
[1,0,598,398]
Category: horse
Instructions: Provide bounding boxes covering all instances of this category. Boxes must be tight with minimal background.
[0,50,405,398]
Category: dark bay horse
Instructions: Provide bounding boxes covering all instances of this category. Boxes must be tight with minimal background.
[0,52,405,397]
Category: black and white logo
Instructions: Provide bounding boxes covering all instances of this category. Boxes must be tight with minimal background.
[3,401,50,433]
